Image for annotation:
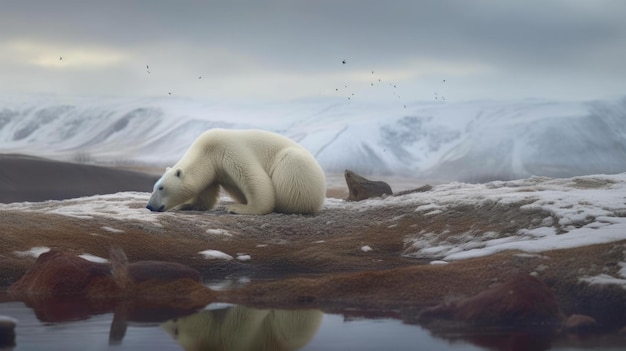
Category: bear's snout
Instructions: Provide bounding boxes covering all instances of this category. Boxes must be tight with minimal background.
[146,204,165,212]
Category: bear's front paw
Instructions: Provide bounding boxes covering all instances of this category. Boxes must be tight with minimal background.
[178,204,193,211]
[226,204,269,215]
[179,204,207,211]
[225,204,246,214]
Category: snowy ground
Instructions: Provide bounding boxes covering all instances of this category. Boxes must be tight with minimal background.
[402,174,626,262]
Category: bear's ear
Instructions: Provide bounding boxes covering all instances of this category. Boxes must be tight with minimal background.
[166,167,172,172]
[175,169,183,179]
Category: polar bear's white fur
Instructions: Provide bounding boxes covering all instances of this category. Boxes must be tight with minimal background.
[146,129,326,215]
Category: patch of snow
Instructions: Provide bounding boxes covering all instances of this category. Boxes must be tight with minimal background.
[236,254,251,262]
[237,276,251,284]
[0,192,163,225]
[13,246,50,258]
[361,245,373,252]
[415,204,445,212]
[580,274,626,288]
[619,262,626,279]
[206,228,231,236]
[199,249,234,260]
[430,260,449,265]
[204,278,251,291]
[424,210,443,216]
[517,227,557,238]
[79,253,109,263]
[101,226,124,233]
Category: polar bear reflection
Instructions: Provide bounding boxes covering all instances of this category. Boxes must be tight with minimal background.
[161,305,323,351]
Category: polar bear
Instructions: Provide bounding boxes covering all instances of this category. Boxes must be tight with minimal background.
[146,129,326,215]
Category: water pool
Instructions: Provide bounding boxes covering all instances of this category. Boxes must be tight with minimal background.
[2,301,625,351]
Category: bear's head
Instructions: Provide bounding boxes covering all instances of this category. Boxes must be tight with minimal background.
[146,167,192,212]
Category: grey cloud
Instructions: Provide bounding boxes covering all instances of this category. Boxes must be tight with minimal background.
[1,0,625,100]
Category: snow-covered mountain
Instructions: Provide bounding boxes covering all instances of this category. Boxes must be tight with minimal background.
[1,95,625,181]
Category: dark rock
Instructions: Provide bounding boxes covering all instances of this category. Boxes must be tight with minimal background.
[0,316,17,348]
[7,250,114,297]
[8,249,214,313]
[6,249,215,343]
[393,184,433,196]
[344,169,432,201]
[344,170,393,201]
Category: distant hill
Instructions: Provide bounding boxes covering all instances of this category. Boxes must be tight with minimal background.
[0,154,158,203]
[1,96,625,181]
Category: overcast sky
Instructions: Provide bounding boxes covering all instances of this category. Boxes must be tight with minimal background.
[1,0,625,103]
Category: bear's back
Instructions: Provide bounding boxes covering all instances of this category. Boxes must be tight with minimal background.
[201,129,304,160]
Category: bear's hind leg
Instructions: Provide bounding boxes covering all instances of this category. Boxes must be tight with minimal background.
[271,148,326,214]
[221,166,276,215]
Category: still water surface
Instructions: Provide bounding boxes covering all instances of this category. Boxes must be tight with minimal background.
[2,301,624,351]
[1,301,479,351]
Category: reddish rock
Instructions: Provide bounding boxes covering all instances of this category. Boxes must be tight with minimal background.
[8,250,116,298]
[420,275,562,329]
[8,249,214,314]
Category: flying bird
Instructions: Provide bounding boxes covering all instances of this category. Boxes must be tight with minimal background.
[342,60,346,64]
